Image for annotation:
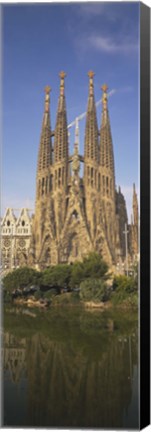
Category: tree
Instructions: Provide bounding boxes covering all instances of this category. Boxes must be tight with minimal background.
[3,267,42,292]
[80,279,109,303]
[42,265,72,289]
[70,252,109,288]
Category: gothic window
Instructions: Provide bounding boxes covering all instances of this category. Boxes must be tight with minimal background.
[103,176,105,195]
[106,177,109,197]
[58,168,61,187]
[7,220,10,226]
[45,176,48,194]
[72,210,79,220]
[38,179,41,197]
[91,167,93,187]
[98,173,100,191]
[62,167,64,185]
[110,178,112,197]
[42,177,45,195]
[22,220,25,227]
[55,170,57,190]
[87,166,90,185]
[49,175,53,191]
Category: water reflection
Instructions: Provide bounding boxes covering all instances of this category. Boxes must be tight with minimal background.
[3,308,138,428]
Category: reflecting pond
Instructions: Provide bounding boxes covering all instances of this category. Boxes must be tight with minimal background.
[2,306,139,429]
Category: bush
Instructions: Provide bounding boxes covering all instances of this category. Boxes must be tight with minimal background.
[79,278,109,303]
[43,289,57,300]
[112,275,137,294]
[111,275,138,306]
[70,253,110,288]
[3,267,42,292]
[42,265,72,289]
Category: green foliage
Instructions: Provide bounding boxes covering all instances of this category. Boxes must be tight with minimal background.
[42,265,72,289]
[43,289,57,300]
[112,275,137,294]
[34,290,43,300]
[3,267,42,292]
[52,291,81,306]
[111,275,138,307]
[70,253,109,288]
[79,278,109,303]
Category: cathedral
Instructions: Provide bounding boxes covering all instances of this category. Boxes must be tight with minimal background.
[1,71,139,272]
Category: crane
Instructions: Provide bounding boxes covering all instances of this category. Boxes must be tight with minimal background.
[67,88,116,151]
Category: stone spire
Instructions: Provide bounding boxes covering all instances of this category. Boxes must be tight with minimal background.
[100,84,115,174]
[132,183,138,226]
[54,71,68,163]
[84,71,99,162]
[37,86,52,172]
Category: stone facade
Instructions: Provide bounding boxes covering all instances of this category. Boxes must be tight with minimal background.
[1,208,32,271]
[1,72,139,272]
[28,71,139,270]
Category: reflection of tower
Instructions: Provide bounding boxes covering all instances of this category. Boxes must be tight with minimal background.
[3,333,26,385]
[25,323,138,429]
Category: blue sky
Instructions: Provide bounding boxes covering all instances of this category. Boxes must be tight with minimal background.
[2,2,140,220]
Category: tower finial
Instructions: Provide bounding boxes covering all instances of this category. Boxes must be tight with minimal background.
[133,182,136,192]
[44,85,51,94]
[44,85,51,114]
[59,71,66,96]
[88,70,95,79]
[59,71,66,80]
[101,83,108,118]
[101,83,108,93]
[88,71,95,96]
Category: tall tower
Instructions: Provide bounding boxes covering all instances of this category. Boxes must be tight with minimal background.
[99,84,118,261]
[84,71,99,237]
[129,183,139,258]
[30,86,54,267]
[115,186,128,258]
[36,86,52,203]
[132,183,138,226]
[53,72,69,239]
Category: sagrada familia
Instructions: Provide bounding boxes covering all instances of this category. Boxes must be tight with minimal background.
[1,71,139,272]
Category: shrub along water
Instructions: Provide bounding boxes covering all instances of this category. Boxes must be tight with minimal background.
[2,254,138,308]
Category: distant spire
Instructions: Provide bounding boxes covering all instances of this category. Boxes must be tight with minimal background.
[37,86,52,172]
[100,84,115,173]
[54,71,68,163]
[133,183,138,226]
[84,71,98,161]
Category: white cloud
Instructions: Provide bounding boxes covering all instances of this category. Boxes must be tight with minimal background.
[79,3,105,17]
[87,35,138,54]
